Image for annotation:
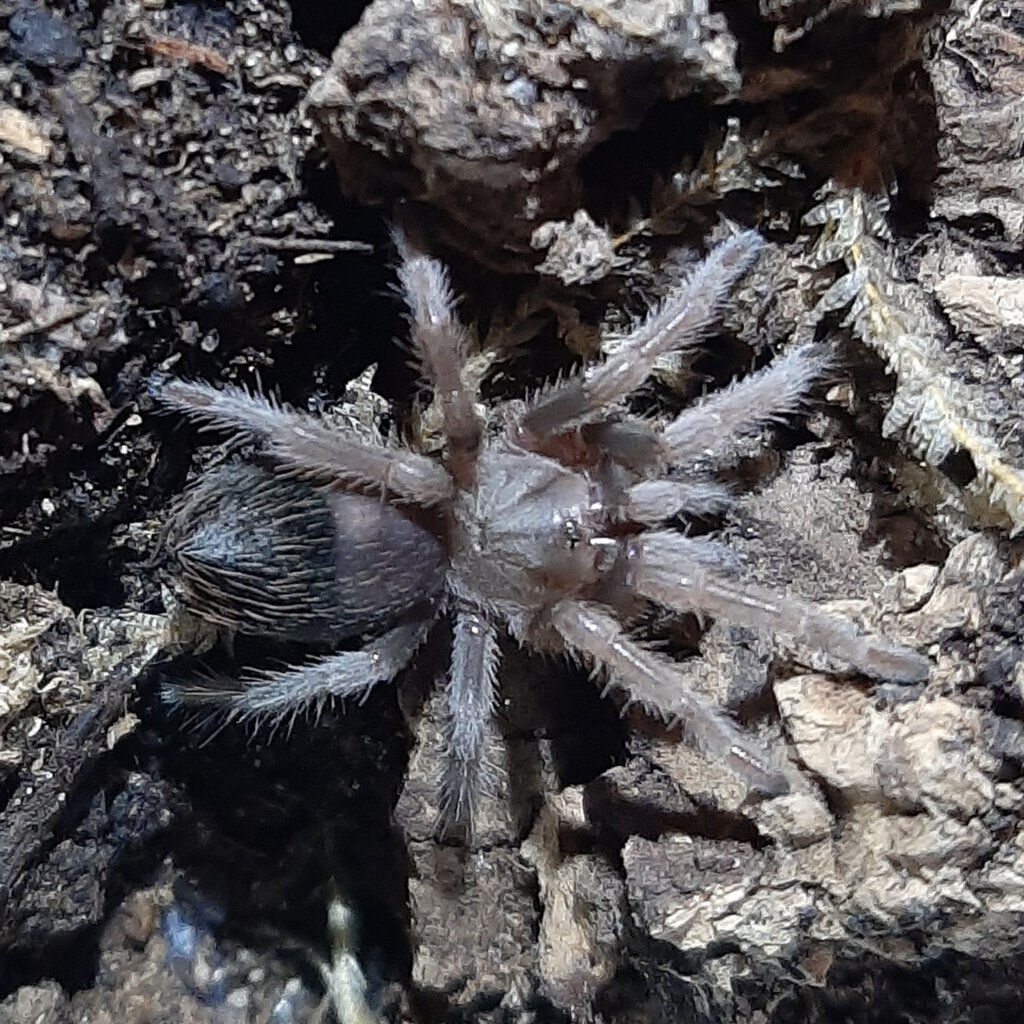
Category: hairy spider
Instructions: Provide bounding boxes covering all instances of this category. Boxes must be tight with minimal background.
[154,230,930,826]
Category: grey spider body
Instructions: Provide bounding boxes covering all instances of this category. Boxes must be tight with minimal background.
[156,231,930,826]
[449,449,603,629]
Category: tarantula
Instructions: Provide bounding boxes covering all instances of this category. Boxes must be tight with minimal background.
[154,230,929,825]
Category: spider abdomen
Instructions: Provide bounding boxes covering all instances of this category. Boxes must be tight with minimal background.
[168,462,445,643]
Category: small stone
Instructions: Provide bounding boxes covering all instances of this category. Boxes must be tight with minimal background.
[9,5,82,70]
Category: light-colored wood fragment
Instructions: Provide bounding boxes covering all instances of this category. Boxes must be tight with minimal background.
[0,105,50,161]
[934,273,1024,337]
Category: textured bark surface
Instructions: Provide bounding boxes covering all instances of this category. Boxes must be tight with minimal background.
[1,0,1023,1022]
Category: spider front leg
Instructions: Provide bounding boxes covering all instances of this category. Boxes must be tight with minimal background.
[440,607,501,827]
[548,599,789,796]
[154,378,453,506]
[631,532,931,683]
[165,619,432,722]
[519,230,764,441]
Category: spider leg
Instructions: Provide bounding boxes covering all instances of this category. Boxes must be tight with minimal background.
[662,342,830,467]
[586,342,829,484]
[520,231,763,441]
[395,237,483,488]
[164,620,431,721]
[549,599,789,796]
[631,532,931,683]
[153,378,453,506]
[440,607,501,826]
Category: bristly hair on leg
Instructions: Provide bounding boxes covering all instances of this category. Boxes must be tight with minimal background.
[632,532,931,683]
[152,376,453,506]
[519,230,765,440]
[549,599,790,797]
[663,342,834,468]
[164,621,432,724]
[439,608,501,831]
[392,229,483,485]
